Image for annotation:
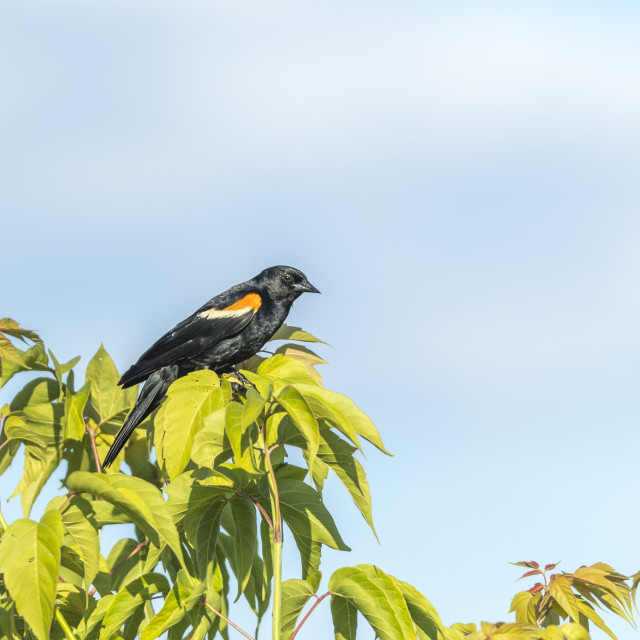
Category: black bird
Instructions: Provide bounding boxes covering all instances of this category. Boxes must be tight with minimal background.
[102,265,320,468]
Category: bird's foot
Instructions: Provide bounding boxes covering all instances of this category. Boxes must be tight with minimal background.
[224,368,254,396]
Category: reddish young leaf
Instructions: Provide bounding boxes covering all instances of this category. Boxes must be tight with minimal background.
[511,561,540,569]
[518,569,542,580]
[528,583,544,594]
[544,563,558,571]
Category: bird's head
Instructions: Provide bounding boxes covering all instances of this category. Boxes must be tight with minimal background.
[258,265,320,302]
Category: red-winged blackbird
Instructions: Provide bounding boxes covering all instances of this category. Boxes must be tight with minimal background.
[102,265,319,468]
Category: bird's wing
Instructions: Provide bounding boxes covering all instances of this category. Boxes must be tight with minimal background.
[119,292,262,387]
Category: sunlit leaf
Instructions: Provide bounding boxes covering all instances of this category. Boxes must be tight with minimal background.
[100,573,170,640]
[154,370,226,481]
[281,578,317,639]
[329,564,416,640]
[0,509,63,640]
[270,324,327,344]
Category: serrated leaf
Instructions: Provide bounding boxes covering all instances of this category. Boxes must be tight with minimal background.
[510,561,540,569]
[281,578,316,639]
[276,385,319,474]
[154,370,225,481]
[510,591,539,625]
[549,576,580,622]
[329,564,416,640]
[0,509,63,640]
[100,573,170,640]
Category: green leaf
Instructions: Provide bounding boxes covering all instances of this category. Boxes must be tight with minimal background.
[331,595,358,640]
[100,573,170,640]
[549,576,580,622]
[329,565,416,640]
[0,509,63,640]
[317,428,375,536]
[275,343,326,383]
[276,385,319,473]
[10,377,59,412]
[279,479,349,551]
[12,445,62,517]
[255,354,319,386]
[229,497,258,599]
[85,344,122,422]
[242,387,267,428]
[48,350,81,390]
[305,386,389,455]
[393,578,446,640]
[224,401,258,473]
[66,471,185,569]
[154,370,226,481]
[281,578,317,639]
[0,318,42,345]
[509,591,539,626]
[575,598,616,640]
[140,571,204,640]
[279,478,348,579]
[270,324,327,344]
[62,503,100,593]
[296,384,361,449]
[64,382,90,441]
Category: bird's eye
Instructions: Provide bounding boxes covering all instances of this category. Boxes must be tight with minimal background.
[283,273,293,284]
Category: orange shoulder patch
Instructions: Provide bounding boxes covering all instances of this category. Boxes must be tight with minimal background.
[224,293,262,312]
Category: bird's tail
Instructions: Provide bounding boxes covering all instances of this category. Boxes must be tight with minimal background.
[102,366,177,469]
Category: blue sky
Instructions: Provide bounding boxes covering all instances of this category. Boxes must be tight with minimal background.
[2,2,640,638]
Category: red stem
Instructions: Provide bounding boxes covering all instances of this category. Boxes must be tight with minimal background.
[290,592,333,640]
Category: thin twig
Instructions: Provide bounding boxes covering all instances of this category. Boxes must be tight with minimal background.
[290,592,333,640]
[203,598,255,640]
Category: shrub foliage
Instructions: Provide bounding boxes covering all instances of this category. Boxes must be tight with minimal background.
[0,317,636,639]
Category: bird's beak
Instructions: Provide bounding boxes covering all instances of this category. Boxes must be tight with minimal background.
[295,280,321,294]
